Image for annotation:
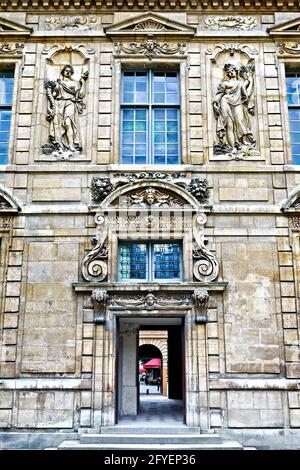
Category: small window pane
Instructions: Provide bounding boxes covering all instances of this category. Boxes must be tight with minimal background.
[153,72,179,104]
[119,244,147,280]
[122,108,147,164]
[153,243,181,280]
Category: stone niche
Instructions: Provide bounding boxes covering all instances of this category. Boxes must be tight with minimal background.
[206,44,263,162]
[39,44,93,161]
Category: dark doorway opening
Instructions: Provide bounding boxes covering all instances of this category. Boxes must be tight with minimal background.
[117,316,185,425]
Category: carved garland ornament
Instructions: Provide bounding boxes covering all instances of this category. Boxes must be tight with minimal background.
[45,16,98,31]
[109,292,192,310]
[114,39,186,59]
[204,16,257,31]
[0,43,24,55]
[277,42,300,56]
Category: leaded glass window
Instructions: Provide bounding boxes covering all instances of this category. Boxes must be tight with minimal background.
[121,70,180,164]
[0,71,14,164]
[118,242,182,281]
[286,73,300,164]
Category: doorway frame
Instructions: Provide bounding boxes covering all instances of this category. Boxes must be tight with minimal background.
[92,307,209,429]
[117,317,186,423]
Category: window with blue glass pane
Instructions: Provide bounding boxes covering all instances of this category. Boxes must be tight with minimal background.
[286,73,300,164]
[119,243,147,280]
[0,71,14,164]
[118,241,182,281]
[153,243,181,280]
[121,69,180,164]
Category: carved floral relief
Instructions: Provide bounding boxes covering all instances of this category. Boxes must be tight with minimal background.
[45,16,98,31]
[204,16,257,31]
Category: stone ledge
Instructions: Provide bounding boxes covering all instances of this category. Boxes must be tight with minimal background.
[210,378,300,391]
[73,281,228,294]
[0,378,91,391]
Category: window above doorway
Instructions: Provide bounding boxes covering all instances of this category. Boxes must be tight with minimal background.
[118,241,182,282]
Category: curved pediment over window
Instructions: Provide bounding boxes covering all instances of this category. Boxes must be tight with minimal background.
[0,188,21,213]
[100,181,201,210]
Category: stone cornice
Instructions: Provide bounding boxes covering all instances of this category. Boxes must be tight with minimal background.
[0,0,299,10]
[73,282,228,293]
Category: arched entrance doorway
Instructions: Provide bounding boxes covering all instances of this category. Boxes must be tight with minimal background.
[139,344,163,394]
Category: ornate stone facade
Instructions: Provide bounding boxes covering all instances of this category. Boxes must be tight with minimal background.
[0,6,299,451]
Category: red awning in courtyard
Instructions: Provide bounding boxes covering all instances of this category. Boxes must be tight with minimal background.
[143,358,161,369]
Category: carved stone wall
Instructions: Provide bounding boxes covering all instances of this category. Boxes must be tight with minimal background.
[0,8,299,448]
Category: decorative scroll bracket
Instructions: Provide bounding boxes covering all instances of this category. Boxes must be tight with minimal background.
[82,213,108,282]
[193,212,219,283]
[92,289,107,324]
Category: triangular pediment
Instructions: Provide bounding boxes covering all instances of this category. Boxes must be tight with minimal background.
[269,17,300,37]
[0,17,32,36]
[105,12,196,37]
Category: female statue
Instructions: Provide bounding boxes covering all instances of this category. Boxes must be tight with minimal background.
[44,65,89,153]
[213,63,256,154]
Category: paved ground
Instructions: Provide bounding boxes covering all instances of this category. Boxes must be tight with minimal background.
[139,384,161,395]
[118,386,184,426]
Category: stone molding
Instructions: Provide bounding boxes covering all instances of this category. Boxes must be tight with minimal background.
[0,17,32,36]
[269,16,300,37]
[0,1,297,10]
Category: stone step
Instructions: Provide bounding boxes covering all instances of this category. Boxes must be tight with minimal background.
[79,433,223,445]
[93,426,201,435]
[57,440,244,451]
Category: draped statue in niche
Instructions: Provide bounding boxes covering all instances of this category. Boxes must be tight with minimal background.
[43,64,89,154]
[213,62,258,157]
